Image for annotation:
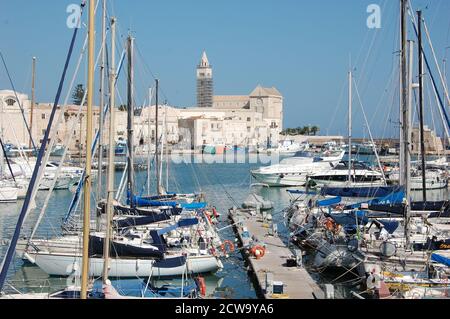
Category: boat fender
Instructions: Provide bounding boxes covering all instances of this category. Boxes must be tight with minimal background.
[212,207,220,218]
[196,276,207,296]
[366,272,381,290]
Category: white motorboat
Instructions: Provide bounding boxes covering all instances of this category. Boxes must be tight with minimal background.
[251,151,345,187]
[268,139,306,155]
[309,161,385,187]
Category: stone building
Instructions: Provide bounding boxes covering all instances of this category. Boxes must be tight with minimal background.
[0,51,283,154]
[411,125,444,154]
[196,51,213,108]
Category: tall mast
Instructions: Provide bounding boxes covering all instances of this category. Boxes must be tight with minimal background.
[348,69,352,186]
[30,57,36,149]
[102,17,116,283]
[417,10,426,201]
[399,0,411,246]
[155,78,160,195]
[81,0,95,299]
[127,36,135,208]
[96,0,107,208]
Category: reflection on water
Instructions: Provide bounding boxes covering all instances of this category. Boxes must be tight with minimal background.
[1,157,448,298]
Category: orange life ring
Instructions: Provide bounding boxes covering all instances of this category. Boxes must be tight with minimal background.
[323,218,334,230]
[250,245,265,259]
[197,276,206,296]
[220,240,235,253]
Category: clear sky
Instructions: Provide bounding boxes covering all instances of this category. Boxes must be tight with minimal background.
[0,0,449,138]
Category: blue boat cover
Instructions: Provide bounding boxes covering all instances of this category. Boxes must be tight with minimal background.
[133,195,207,209]
[378,220,400,234]
[321,185,404,198]
[317,197,342,207]
[329,211,369,226]
[431,253,450,267]
[345,190,405,209]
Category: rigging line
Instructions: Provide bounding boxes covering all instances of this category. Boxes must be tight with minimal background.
[408,1,450,106]
[353,77,387,184]
[407,4,450,132]
[63,50,126,224]
[0,1,83,292]
[0,52,37,152]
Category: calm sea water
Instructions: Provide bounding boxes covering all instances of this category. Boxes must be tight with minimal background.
[0,154,448,298]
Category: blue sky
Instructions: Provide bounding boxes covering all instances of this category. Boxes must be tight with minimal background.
[0,0,449,138]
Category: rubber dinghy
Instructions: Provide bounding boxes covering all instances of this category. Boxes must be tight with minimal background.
[242,193,273,210]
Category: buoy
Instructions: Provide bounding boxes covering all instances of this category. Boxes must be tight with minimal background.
[220,240,235,254]
[250,245,265,259]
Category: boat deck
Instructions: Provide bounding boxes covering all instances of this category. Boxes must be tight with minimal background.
[229,207,324,299]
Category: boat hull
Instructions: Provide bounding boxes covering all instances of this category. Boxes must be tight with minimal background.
[251,171,307,186]
[0,186,18,202]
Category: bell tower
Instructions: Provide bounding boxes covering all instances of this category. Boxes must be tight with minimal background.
[196,51,213,107]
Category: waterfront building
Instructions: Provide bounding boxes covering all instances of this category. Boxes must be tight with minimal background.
[0,51,283,154]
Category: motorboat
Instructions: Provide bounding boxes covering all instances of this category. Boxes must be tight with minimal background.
[250,151,344,187]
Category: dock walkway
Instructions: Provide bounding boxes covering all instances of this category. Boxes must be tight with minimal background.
[229,207,324,299]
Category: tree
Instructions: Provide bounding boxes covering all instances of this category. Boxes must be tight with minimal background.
[310,126,320,136]
[118,104,127,111]
[72,84,86,106]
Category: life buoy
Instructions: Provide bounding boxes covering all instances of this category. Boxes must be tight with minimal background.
[220,240,235,253]
[196,276,206,296]
[323,218,336,231]
[250,245,265,259]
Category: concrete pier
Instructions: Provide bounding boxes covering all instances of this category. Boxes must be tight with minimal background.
[229,207,324,299]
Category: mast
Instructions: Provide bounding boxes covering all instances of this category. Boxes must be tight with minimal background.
[348,69,352,186]
[30,57,36,149]
[155,78,160,195]
[417,10,426,201]
[399,0,411,246]
[159,102,165,194]
[81,0,95,299]
[147,87,152,195]
[165,103,169,191]
[96,0,107,208]
[102,17,116,283]
[127,36,135,208]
